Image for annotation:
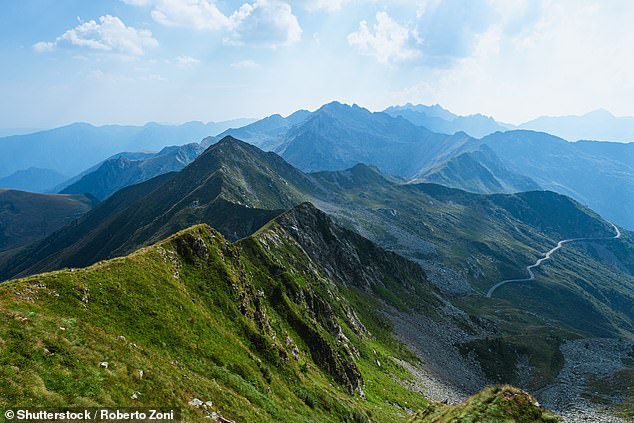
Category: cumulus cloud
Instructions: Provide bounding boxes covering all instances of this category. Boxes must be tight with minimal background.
[226,0,302,47]
[347,12,422,64]
[149,0,231,30]
[32,15,158,56]
[123,0,301,48]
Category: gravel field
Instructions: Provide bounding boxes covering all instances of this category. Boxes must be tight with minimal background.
[388,306,632,422]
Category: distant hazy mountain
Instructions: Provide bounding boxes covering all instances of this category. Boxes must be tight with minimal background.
[276,102,477,176]
[61,143,204,200]
[384,104,510,138]
[0,119,254,178]
[0,189,97,252]
[419,145,541,193]
[40,102,634,232]
[519,109,634,142]
[52,151,161,194]
[201,102,536,196]
[0,167,67,193]
[212,110,311,150]
[212,103,634,230]
[0,128,44,137]
[482,130,634,229]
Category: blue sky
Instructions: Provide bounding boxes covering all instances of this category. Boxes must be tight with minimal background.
[2,0,634,127]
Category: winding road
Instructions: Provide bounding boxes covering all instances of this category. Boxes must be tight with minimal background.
[486,223,622,298]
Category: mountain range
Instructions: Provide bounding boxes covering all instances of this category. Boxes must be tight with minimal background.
[2,102,634,420]
[1,132,633,419]
[0,135,632,420]
[51,103,634,232]
[214,103,634,230]
[0,167,68,193]
[384,104,510,138]
[519,109,634,142]
[0,119,254,181]
[386,104,634,143]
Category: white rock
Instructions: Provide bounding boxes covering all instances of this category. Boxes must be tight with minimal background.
[188,398,203,407]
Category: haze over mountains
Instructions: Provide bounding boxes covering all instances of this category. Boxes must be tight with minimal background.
[384,104,510,138]
[519,109,634,142]
[60,143,205,200]
[0,119,254,181]
[216,103,634,230]
[20,102,631,233]
[0,167,68,193]
[385,104,634,143]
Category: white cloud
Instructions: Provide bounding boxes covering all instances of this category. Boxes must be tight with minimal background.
[33,41,55,53]
[123,0,301,48]
[231,59,259,68]
[226,0,302,47]
[347,12,421,64]
[149,0,231,30]
[32,15,158,56]
[389,1,634,123]
[174,55,200,67]
[305,0,348,12]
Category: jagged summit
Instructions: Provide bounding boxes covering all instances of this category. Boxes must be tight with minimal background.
[268,202,434,298]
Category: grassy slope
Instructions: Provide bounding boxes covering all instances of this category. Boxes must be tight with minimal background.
[410,386,559,423]
[0,224,424,421]
[0,220,551,421]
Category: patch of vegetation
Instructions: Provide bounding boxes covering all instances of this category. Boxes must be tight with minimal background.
[410,385,560,422]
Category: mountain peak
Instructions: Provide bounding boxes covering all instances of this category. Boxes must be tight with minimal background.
[215,135,248,146]
[317,101,368,113]
[585,108,615,118]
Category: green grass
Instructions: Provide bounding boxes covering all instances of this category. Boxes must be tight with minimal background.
[0,221,554,422]
[410,385,560,422]
[0,224,424,421]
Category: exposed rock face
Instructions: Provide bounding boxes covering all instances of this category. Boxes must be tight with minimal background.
[274,202,430,293]
[242,202,442,395]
